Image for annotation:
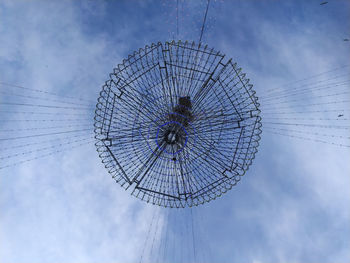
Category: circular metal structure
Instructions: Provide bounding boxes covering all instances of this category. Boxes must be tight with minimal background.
[94,41,262,208]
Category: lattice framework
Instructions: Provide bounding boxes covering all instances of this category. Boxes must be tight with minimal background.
[94,41,262,208]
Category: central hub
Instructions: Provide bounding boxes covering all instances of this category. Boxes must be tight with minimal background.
[156,120,188,155]
[165,131,178,144]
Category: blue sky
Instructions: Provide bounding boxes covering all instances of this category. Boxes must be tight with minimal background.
[0,0,349,262]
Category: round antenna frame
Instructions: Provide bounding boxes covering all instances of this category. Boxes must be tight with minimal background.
[94,41,262,208]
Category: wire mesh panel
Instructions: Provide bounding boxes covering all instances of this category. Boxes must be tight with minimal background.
[94,41,262,208]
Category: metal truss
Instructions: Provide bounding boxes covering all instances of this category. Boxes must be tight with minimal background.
[94,41,262,208]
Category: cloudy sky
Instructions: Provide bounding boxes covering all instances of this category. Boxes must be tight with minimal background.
[0,0,349,262]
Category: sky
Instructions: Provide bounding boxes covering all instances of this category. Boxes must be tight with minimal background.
[0,0,350,263]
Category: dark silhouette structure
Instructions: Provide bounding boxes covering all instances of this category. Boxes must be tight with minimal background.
[94,41,262,208]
